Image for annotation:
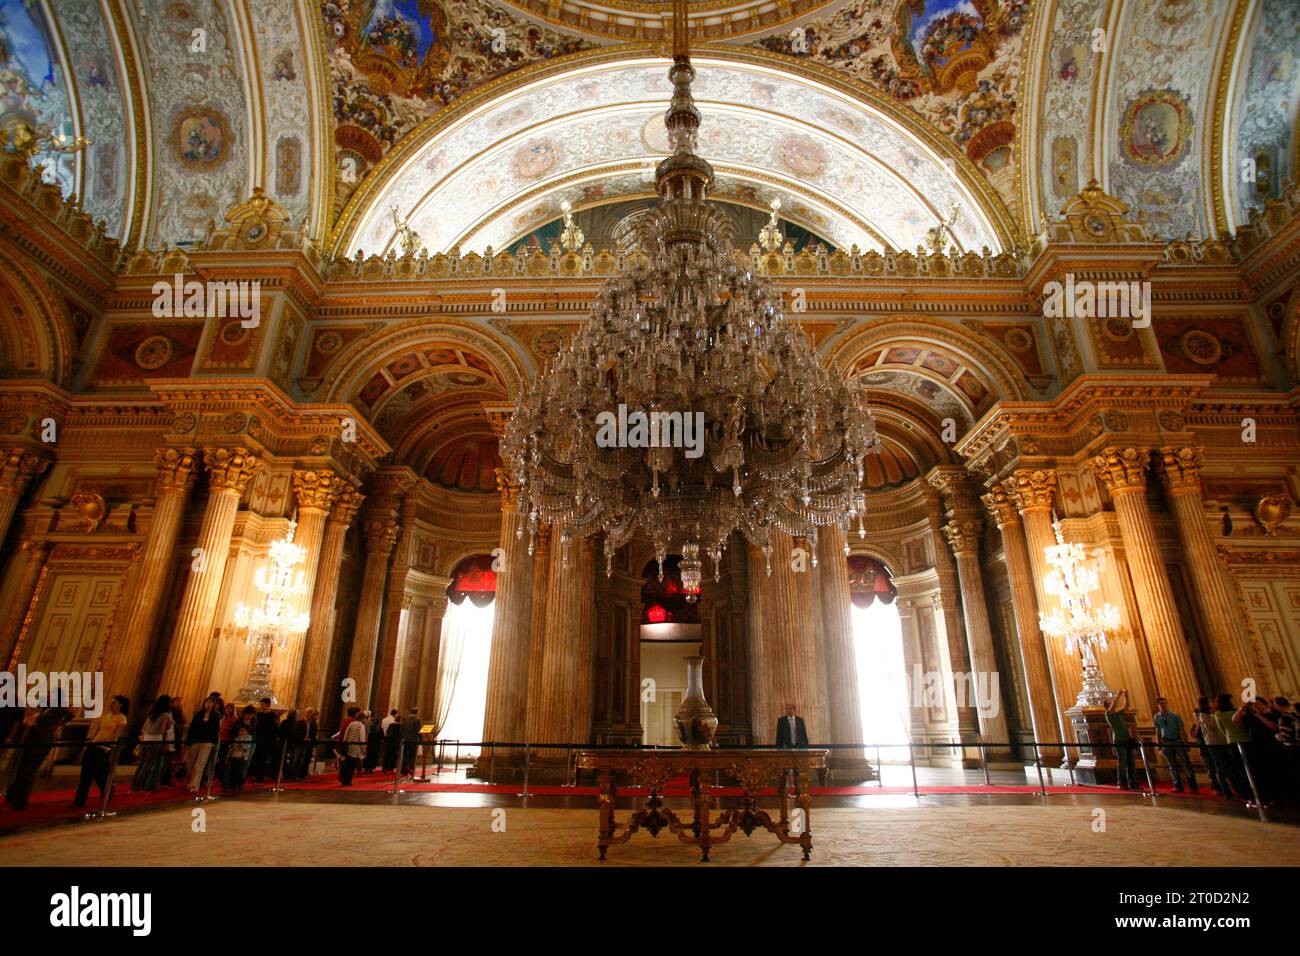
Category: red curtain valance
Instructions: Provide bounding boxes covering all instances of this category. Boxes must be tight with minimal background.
[848,555,896,608]
[447,554,497,607]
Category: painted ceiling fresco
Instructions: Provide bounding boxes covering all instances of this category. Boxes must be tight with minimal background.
[347,56,1003,256]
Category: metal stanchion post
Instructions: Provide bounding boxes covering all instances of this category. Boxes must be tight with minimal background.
[453,741,460,780]
[201,740,222,802]
[1065,744,1076,787]
[1236,742,1265,808]
[908,743,919,798]
[876,745,884,787]
[271,740,288,793]
[392,742,404,794]
[88,740,124,821]
[1032,743,1047,797]
[412,737,430,783]
[980,740,991,787]
[488,742,496,786]
[1137,739,1158,797]
[520,743,532,798]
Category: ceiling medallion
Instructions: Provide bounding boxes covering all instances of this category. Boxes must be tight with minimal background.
[503,0,877,596]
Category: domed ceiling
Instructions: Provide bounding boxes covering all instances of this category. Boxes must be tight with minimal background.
[424,432,503,493]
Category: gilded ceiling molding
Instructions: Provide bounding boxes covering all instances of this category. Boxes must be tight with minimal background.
[104,0,153,251]
[1090,0,1125,188]
[0,248,73,387]
[320,316,527,404]
[826,316,1031,405]
[325,43,1020,256]
[224,0,267,195]
[1207,0,1254,237]
[1019,0,1055,236]
[41,0,88,203]
[495,0,840,43]
[298,0,332,243]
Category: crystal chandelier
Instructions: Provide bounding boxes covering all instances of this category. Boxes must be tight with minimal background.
[502,0,877,593]
[1038,520,1121,707]
[232,521,310,704]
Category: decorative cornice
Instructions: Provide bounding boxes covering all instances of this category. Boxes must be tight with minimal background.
[0,447,50,497]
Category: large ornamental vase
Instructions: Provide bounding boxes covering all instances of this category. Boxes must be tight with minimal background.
[674,656,718,750]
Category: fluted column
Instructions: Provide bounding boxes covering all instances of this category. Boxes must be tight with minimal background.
[571,536,598,744]
[1092,448,1201,720]
[745,543,773,743]
[481,472,536,747]
[982,485,1063,759]
[297,485,364,712]
[157,448,261,707]
[0,448,49,547]
[416,594,449,720]
[523,525,552,743]
[530,530,591,748]
[106,448,198,705]
[0,539,50,668]
[1158,448,1262,692]
[941,518,1011,753]
[814,525,867,764]
[347,517,399,709]
[755,533,820,742]
[1006,469,1083,727]
[923,486,980,743]
[269,470,342,706]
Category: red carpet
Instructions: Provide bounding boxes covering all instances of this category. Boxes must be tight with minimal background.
[0,770,1224,833]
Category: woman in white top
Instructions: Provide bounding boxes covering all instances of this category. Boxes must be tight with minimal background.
[1192,696,1232,798]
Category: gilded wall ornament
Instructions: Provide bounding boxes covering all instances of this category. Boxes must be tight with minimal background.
[1254,495,1292,536]
[69,490,107,532]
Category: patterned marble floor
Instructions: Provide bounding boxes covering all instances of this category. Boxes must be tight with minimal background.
[0,798,1295,867]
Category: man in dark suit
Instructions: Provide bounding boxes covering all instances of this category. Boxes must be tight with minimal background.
[775,703,809,748]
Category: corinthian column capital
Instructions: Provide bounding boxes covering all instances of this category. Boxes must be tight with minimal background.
[1157,446,1203,494]
[155,447,199,495]
[0,447,50,496]
[942,516,982,556]
[1091,447,1150,496]
[292,469,343,512]
[981,483,1020,527]
[362,518,400,555]
[927,467,978,514]
[203,446,261,494]
[495,466,520,509]
[330,484,365,526]
[1006,468,1057,513]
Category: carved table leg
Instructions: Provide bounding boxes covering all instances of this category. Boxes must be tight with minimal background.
[796,772,813,861]
[692,769,713,862]
[597,769,614,862]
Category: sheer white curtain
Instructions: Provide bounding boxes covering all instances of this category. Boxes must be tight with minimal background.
[432,599,495,758]
[852,600,911,762]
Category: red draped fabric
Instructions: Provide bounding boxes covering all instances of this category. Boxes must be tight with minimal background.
[847,555,896,608]
[447,554,497,607]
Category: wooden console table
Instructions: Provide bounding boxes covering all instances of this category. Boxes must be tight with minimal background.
[574,748,829,861]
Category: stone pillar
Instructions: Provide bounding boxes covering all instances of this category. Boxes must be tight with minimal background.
[271,470,342,707]
[0,448,49,547]
[297,485,364,713]
[530,531,591,749]
[1006,469,1082,729]
[982,484,1063,760]
[347,517,399,710]
[480,471,536,748]
[416,594,449,720]
[814,525,871,775]
[523,525,552,744]
[1092,447,1202,721]
[745,543,773,744]
[0,539,50,668]
[922,485,980,744]
[571,536,598,744]
[941,518,1012,754]
[374,493,418,712]
[157,447,261,707]
[756,533,821,743]
[106,448,198,705]
[1158,447,1263,692]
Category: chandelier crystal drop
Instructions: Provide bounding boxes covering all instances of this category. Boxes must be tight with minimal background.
[233,520,310,704]
[1038,521,1121,707]
[502,3,877,583]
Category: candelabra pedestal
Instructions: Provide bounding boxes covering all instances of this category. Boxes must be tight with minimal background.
[1067,706,1139,786]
